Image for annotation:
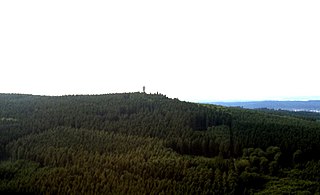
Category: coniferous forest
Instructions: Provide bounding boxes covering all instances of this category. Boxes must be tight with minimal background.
[0,93,320,194]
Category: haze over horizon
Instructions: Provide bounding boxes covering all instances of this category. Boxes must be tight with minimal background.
[203,96,320,103]
[1,1,319,102]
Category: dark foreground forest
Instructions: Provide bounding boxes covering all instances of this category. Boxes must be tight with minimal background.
[0,93,319,194]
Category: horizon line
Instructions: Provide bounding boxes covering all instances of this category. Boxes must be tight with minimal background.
[1,92,320,103]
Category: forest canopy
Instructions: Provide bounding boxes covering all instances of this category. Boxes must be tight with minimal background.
[0,93,319,194]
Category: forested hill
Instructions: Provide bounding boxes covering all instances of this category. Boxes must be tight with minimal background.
[1,93,320,194]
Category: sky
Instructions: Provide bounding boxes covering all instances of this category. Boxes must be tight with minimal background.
[1,1,320,102]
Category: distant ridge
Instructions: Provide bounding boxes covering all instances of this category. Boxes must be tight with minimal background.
[210,100,320,112]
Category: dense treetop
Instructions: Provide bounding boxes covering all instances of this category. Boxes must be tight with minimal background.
[0,93,319,194]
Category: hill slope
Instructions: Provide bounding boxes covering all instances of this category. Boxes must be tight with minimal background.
[0,93,320,194]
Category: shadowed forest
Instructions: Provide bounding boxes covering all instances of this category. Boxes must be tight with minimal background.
[0,93,319,194]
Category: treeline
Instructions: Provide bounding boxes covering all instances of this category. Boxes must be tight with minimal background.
[0,93,233,158]
[0,93,320,194]
[0,93,231,135]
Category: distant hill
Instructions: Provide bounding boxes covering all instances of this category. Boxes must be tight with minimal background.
[210,100,320,112]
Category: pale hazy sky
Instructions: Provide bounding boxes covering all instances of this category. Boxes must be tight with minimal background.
[1,1,319,102]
